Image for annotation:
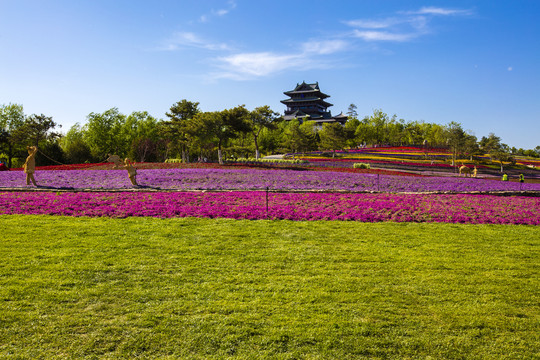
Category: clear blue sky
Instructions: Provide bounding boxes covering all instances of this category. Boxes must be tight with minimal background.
[1,0,539,149]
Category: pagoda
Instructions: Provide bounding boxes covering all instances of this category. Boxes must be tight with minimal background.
[281,81,347,127]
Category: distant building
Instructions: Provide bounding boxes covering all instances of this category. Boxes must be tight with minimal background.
[281,81,347,129]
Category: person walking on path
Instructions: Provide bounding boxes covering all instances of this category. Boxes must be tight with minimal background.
[23,146,38,186]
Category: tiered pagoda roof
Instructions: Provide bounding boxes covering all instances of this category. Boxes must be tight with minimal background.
[281,81,347,126]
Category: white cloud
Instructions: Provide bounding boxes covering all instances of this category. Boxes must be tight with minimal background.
[352,30,416,42]
[302,39,349,55]
[200,0,238,22]
[213,38,349,80]
[216,52,305,79]
[182,5,472,81]
[413,7,472,16]
[214,9,229,16]
[159,32,230,51]
[343,18,397,29]
[345,6,471,43]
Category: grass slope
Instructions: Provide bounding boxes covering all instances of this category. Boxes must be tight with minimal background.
[1,216,538,359]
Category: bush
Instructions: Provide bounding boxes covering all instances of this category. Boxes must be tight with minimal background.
[353,163,371,169]
[165,158,183,163]
[229,158,308,165]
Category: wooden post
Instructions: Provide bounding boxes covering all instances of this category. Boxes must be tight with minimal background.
[266,187,269,218]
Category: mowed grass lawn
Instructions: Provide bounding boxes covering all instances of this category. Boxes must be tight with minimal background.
[0,216,538,359]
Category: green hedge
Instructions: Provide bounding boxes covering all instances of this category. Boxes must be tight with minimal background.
[230,158,308,165]
[353,163,371,169]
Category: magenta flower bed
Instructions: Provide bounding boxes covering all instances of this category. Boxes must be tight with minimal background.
[1,191,538,225]
[1,168,539,193]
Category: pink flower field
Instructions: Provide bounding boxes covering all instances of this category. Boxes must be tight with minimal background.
[1,191,538,225]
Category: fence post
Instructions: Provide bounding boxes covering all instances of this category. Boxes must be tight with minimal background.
[266,187,269,218]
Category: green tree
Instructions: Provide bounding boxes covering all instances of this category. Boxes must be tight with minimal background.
[122,111,161,161]
[61,123,93,164]
[480,133,513,172]
[39,139,66,166]
[354,116,375,146]
[13,113,61,148]
[247,106,280,159]
[344,118,360,148]
[0,103,26,167]
[83,108,126,160]
[280,120,304,156]
[257,126,281,155]
[369,109,390,144]
[347,103,358,119]
[299,121,319,152]
[280,120,317,156]
[319,122,345,158]
[164,100,200,162]
[444,122,470,166]
[192,106,249,164]
[10,114,62,166]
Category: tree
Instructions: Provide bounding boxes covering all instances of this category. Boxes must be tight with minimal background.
[10,113,62,166]
[344,117,361,148]
[299,120,319,152]
[480,133,513,172]
[354,116,375,146]
[445,122,469,166]
[61,123,93,164]
[404,120,425,145]
[164,100,200,162]
[13,114,61,147]
[347,103,358,119]
[131,137,159,162]
[280,120,303,156]
[319,122,345,158]
[367,109,390,145]
[122,111,161,161]
[83,108,126,160]
[0,103,26,167]
[257,126,281,155]
[247,106,279,159]
[192,106,249,164]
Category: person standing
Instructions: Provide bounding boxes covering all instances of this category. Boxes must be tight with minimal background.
[23,146,38,186]
[502,173,509,181]
[519,173,525,183]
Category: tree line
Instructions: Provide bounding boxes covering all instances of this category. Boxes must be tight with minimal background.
[1,101,539,168]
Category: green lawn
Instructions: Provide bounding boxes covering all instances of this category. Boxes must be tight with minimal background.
[0,215,538,359]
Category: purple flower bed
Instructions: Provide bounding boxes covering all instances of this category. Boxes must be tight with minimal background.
[1,191,538,225]
[1,168,539,193]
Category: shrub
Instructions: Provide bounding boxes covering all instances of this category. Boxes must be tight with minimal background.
[165,158,183,163]
[353,163,371,169]
[229,158,308,165]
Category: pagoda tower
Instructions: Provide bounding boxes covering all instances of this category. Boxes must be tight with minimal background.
[281,81,347,127]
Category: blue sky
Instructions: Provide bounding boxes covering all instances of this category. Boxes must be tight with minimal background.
[1,0,539,149]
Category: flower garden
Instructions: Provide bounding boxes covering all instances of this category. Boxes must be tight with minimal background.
[1,165,539,225]
[1,191,538,225]
[294,146,540,172]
